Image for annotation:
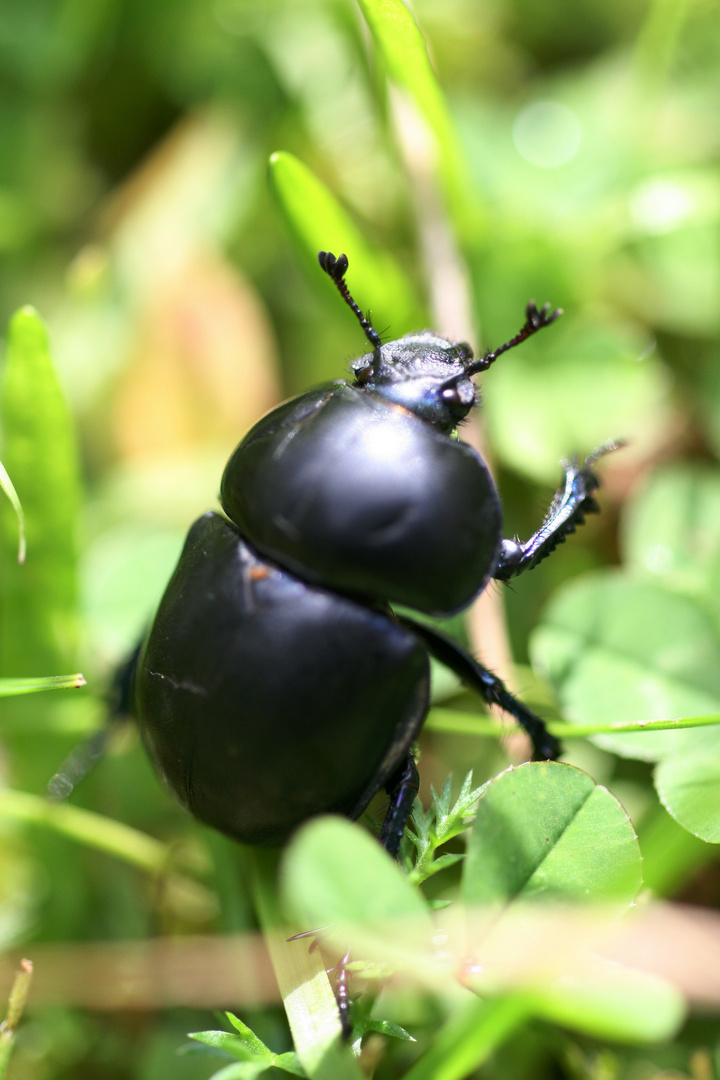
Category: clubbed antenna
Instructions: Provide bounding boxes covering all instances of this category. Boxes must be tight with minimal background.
[467,300,563,375]
[318,251,382,350]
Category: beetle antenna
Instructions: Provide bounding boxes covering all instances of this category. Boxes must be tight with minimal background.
[318,251,382,350]
[466,300,563,375]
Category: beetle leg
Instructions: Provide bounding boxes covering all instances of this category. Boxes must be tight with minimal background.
[379,753,420,858]
[493,440,623,582]
[398,617,561,760]
[47,640,143,799]
[334,950,352,1040]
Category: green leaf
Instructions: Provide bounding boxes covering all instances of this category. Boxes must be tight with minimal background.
[405,771,482,884]
[462,762,642,906]
[281,817,433,980]
[0,458,25,563]
[364,1018,415,1042]
[655,725,720,842]
[622,463,720,595]
[484,315,669,484]
[188,1022,306,1078]
[268,152,423,335]
[282,816,430,932]
[224,1014,274,1057]
[354,0,474,230]
[0,307,81,676]
[205,1063,280,1080]
[531,572,720,760]
[530,967,685,1043]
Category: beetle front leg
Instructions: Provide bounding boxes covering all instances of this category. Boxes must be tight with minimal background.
[398,617,560,760]
[494,440,622,582]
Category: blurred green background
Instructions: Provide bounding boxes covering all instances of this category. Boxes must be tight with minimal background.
[1,0,720,1076]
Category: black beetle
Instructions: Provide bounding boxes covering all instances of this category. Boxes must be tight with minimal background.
[132,251,616,857]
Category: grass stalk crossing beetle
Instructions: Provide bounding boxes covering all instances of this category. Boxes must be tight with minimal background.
[129,250,618,859]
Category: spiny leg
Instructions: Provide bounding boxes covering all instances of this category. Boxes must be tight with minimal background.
[494,440,623,583]
[379,753,420,859]
[399,617,561,760]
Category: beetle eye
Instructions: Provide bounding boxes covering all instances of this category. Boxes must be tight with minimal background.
[442,379,475,411]
[354,361,374,385]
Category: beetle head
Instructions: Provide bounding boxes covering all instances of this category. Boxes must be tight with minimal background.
[352,332,477,434]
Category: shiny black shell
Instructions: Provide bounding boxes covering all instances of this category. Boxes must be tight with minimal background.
[220,382,502,616]
[136,511,430,845]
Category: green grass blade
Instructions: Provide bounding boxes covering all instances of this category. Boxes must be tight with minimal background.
[268,151,424,336]
[0,307,81,676]
[249,848,364,1080]
[0,673,86,697]
[0,959,33,1080]
[402,996,530,1080]
[0,458,25,563]
[0,788,173,873]
[355,0,474,230]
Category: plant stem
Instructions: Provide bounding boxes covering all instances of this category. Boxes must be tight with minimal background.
[426,708,720,739]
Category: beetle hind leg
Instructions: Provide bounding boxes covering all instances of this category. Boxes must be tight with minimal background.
[398,617,561,760]
[494,440,623,582]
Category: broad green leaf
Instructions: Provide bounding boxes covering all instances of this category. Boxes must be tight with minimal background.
[0,458,25,562]
[655,726,720,842]
[622,464,720,594]
[530,966,685,1043]
[268,152,423,335]
[0,307,81,676]
[462,762,642,906]
[531,573,720,760]
[484,315,669,484]
[354,0,474,230]
[281,817,433,981]
[281,816,430,932]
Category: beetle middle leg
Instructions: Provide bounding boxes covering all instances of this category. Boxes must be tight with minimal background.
[398,617,561,760]
[379,753,420,858]
[493,440,623,583]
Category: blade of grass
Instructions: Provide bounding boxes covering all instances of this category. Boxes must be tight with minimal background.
[0,307,81,676]
[0,789,173,874]
[0,959,33,1080]
[402,995,530,1080]
[248,848,364,1080]
[355,0,476,232]
[0,673,86,697]
[0,459,25,563]
[269,151,424,336]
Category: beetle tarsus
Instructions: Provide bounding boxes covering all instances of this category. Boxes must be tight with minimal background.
[494,442,623,582]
